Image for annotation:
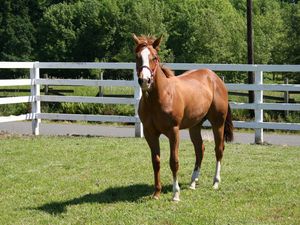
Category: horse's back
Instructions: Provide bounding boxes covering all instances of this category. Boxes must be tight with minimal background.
[178,68,227,99]
[175,68,225,96]
[175,68,228,129]
[178,68,220,82]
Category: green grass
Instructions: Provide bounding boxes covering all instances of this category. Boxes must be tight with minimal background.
[0,135,299,224]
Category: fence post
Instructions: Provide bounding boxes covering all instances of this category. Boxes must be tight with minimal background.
[284,77,289,117]
[133,68,143,137]
[254,70,263,144]
[30,61,41,135]
[99,71,104,97]
[44,73,49,95]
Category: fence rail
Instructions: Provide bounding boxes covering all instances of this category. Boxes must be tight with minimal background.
[0,61,299,143]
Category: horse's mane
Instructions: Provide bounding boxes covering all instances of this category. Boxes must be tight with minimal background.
[134,35,155,53]
[138,35,155,43]
[161,65,175,78]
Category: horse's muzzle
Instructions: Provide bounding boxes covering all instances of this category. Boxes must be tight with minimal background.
[138,78,144,86]
[138,77,152,89]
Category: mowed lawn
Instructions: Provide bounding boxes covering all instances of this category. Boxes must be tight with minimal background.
[0,135,299,225]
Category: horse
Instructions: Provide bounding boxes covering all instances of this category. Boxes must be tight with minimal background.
[132,34,233,201]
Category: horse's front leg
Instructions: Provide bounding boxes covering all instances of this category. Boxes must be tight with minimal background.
[144,129,161,199]
[168,126,180,201]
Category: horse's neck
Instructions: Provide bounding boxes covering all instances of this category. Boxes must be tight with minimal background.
[154,66,169,92]
[146,66,168,98]
[142,66,171,104]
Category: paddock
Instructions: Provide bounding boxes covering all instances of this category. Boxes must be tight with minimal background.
[0,136,299,224]
[0,62,299,223]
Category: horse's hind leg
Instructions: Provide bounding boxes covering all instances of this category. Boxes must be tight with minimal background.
[189,124,205,190]
[211,124,225,189]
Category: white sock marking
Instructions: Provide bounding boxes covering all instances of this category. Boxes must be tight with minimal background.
[191,169,200,182]
[213,161,221,189]
[172,178,180,201]
[190,168,200,190]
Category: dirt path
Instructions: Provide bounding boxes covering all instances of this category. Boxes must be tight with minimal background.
[0,121,299,146]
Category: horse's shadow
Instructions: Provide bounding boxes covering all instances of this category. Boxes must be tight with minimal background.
[32,184,173,215]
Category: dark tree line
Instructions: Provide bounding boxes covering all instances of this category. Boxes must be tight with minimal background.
[0,0,299,80]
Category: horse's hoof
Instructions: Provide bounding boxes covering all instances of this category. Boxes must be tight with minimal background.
[172,192,180,202]
[189,186,196,190]
[172,197,180,202]
[152,192,160,200]
[213,177,220,189]
[189,181,196,190]
[152,195,159,200]
[213,182,219,189]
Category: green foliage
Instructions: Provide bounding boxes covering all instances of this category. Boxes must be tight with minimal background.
[166,0,246,64]
[59,102,134,116]
[0,0,36,78]
[0,103,29,116]
[0,0,36,61]
[286,3,300,64]
[38,2,77,61]
[0,0,299,80]
[253,0,287,64]
[122,0,171,61]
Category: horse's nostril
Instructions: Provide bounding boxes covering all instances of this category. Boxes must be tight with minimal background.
[138,78,143,86]
[148,78,151,84]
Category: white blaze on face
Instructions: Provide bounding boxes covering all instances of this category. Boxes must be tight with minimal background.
[140,48,152,80]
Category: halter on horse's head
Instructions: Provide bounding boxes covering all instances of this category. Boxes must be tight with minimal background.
[133,34,162,91]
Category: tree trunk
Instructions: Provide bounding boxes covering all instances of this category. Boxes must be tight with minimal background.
[247,0,255,117]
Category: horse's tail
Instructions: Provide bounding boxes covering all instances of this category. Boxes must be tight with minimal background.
[224,104,234,142]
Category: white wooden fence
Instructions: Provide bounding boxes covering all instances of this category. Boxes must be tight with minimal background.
[0,62,299,143]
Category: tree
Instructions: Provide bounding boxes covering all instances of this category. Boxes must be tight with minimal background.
[38,2,77,62]
[247,0,255,114]
[0,0,37,78]
[37,0,123,78]
[287,3,300,64]
[165,0,246,65]
[0,0,298,81]
[282,2,300,83]
[252,0,286,64]
[112,0,171,62]
[0,0,35,62]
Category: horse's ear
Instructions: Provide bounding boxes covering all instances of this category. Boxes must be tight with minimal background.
[132,33,140,45]
[153,34,163,50]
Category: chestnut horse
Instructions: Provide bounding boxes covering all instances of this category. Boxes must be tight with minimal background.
[133,34,233,201]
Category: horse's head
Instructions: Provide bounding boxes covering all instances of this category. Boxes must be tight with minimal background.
[132,34,162,91]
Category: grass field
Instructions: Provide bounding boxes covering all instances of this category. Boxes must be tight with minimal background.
[0,135,299,224]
